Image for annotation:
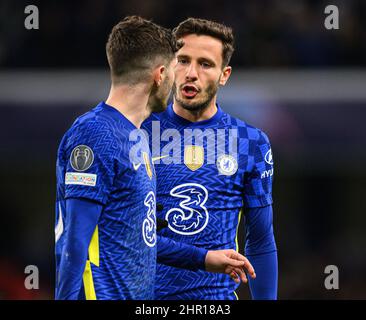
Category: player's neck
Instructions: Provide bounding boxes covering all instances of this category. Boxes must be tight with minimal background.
[106,84,150,129]
[172,98,218,123]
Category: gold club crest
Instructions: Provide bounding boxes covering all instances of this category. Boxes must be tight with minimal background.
[184,145,204,171]
[143,152,153,179]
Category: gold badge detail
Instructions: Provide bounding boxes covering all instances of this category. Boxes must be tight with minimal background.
[184,145,204,171]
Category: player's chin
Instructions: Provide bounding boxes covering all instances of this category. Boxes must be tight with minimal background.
[180,99,205,111]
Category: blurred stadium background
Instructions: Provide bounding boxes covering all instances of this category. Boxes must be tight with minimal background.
[0,0,365,299]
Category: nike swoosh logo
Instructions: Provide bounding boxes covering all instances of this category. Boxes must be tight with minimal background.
[152,155,169,162]
[132,162,142,170]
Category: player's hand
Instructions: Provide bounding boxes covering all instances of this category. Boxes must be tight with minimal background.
[205,249,256,284]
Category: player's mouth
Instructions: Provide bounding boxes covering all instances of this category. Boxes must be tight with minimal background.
[181,84,199,99]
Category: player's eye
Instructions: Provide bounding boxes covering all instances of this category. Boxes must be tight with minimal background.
[178,58,189,65]
[201,61,212,68]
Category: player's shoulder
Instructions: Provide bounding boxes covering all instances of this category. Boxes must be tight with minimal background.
[73,102,135,136]
[222,111,271,144]
[62,102,126,149]
[72,102,114,131]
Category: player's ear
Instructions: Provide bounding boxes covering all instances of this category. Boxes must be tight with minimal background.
[219,66,232,86]
[153,65,165,87]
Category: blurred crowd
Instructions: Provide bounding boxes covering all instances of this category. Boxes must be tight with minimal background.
[0,0,365,68]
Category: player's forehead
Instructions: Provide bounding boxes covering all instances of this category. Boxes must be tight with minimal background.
[177,34,223,65]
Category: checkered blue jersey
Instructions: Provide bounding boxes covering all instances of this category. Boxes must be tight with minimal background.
[55,101,157,300]
[142,103,274,300]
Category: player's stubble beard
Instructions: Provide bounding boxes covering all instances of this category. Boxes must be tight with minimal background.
[172,78,220,114]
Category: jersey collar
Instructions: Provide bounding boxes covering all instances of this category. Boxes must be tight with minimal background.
[101,101,137,131]
[166,103,223,127]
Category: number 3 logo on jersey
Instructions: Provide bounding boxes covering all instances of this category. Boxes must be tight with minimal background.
[165,183,209,235]
[142,191,156,247]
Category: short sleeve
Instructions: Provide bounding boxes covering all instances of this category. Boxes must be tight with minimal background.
[243,130,274,208]
[62,121,120,205]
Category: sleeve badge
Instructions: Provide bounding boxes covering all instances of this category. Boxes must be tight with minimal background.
[70,145,94,171]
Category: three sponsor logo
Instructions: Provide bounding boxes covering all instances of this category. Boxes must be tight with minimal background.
[165,183,209,236]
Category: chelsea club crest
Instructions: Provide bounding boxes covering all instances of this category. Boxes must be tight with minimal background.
[216,154,238,176]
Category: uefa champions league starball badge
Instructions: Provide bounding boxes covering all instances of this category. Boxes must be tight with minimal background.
[216,154,238,176]
[70,145,94,171]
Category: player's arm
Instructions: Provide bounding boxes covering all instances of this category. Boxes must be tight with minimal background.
[245,205,278,299]
[157,235,255,283]
[56,122,117,299]
[156,234,206,270]
[242,129,278,299]
[56,198,103,300]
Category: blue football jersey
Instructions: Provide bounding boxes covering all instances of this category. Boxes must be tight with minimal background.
[142,103,274,300]
[55,102,157,299]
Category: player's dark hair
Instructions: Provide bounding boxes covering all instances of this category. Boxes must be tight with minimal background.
[173,18,234,67]
[106,16,181,84]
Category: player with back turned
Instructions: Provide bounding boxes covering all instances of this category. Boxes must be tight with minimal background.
[54,16,255,300]
[143,18,278,300]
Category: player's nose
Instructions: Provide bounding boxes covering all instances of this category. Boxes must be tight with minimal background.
[185,63,198,81]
